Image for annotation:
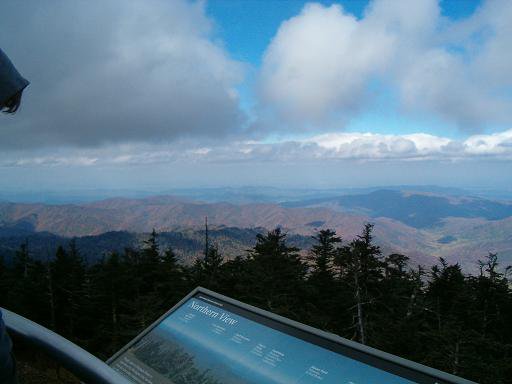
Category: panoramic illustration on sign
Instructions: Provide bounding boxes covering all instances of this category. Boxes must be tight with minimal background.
[111,297,416,384]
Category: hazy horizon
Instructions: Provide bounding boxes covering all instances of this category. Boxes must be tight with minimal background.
[1,183,512,205]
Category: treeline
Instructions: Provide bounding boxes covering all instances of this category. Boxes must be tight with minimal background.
[1,225,511,383]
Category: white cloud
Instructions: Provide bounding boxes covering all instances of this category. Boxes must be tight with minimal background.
[259,0,512,129]
[464,129,512,156]
[259,3,393,123]
[306,132,452,159]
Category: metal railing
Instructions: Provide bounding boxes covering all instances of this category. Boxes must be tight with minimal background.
[1,308,131,384]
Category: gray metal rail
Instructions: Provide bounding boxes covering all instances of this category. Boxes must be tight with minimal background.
[1,308,132,384]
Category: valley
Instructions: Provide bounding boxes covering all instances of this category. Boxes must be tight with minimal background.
[1,189,511,271]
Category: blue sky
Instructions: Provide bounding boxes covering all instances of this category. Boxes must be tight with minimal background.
[0,0,511,191]
[207,0,482,64]
[207,1,368,64]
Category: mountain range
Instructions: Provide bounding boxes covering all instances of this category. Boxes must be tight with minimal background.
[1,189,511,271]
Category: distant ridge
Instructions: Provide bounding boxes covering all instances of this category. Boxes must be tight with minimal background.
[1,185,511,205]
[283,189,512,228]
[1,189,511,270]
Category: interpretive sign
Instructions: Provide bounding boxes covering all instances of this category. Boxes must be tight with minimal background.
[108,287,473,384]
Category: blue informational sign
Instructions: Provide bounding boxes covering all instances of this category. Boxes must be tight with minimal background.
[108,288,473,384]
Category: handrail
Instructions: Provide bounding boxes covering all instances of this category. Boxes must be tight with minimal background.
[1,308,132,384]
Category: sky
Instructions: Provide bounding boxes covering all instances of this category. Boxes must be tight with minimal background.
[0,0,511,192]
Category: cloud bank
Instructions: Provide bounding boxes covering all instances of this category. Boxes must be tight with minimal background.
[2,129,511,168]
[0,0,244,149]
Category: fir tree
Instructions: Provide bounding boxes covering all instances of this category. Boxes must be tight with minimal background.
[157,246,186,310]
[307,229,341,329]
[50,241,86,340]
[245,228,306,317]
[335,224,383,344]
[7,241,50,324]
[308,229,340,283]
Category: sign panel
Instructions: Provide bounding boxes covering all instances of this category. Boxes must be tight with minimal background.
[108,288,472,384]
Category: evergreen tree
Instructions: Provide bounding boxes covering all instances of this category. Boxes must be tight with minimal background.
[50,241,86,341]
[214,255,250,298]
[306,229,341,329]
[190,245,224,290]
[335,224,383,344]
[120,230,186,335]
[88,252,126,357]
[157,246,186,310]
[374,254,426,357]
[5,241,50,325]
[203,246,223,283]
[460,253,512,382]
[420,260,475,377]
[245,228,306,317]
[187,217,224,290]
[142,229,160,264]
[115,246,152,335]
[127,230,164,330]
[0,255,5,305]
[308,229,340,283]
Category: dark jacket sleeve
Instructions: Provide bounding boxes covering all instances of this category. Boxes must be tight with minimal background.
[0,48,29,106]
[0,310,16,383]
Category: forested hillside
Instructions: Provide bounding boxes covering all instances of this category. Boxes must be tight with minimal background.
[1,225,510,383]
[2,190,511,270]
[0,227,314,265]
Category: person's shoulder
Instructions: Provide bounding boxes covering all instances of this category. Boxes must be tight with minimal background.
[0,47,30,92]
